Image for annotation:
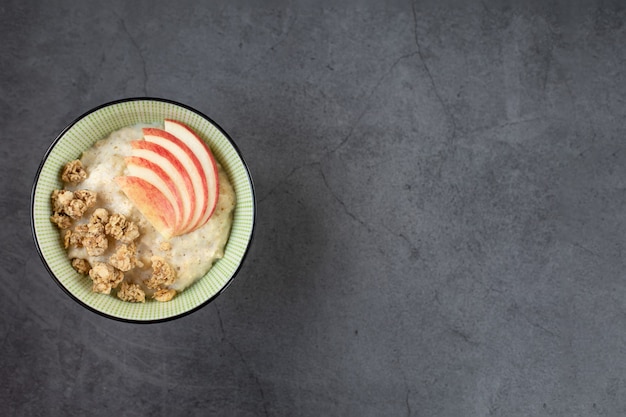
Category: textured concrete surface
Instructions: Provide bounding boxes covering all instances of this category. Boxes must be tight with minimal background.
[2,0,626,415]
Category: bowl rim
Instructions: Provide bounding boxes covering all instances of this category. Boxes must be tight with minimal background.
[30,97,256,324]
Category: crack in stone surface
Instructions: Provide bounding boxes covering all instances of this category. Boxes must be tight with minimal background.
[450,327,480,346]
[258,163,308,204]
[318,165,373,233]
[405,388,412,417]
[411,0,456,141]
[216,304,226,342]
[215,306,269,416]
[513,304,559,339]
[116,13,148,95]
[398,232,420,260]
[542,46,553,93]
[243,13,299,76]
[327,51,418,155]
[467,116,548,135]
[571,241,603,260]
[400,368,412,417]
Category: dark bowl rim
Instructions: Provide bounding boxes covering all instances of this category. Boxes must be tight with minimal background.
[30,97,256,324]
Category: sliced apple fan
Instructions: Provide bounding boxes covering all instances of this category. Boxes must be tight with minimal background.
[115,120,220,239]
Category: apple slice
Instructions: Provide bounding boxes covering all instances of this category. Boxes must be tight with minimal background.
[130,140,194,234]
[125,156,184,233]
[142,128,207,234]
[163,119,219,229]
[114,176,179,239]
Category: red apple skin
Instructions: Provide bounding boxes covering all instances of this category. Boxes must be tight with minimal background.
[163,119,219,230]
[125,156,185,233]
[142,128,207,235]
[130,140,195,233]
[114,176,178,239]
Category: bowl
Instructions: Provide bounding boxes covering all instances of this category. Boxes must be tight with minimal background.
[31,98,256,322]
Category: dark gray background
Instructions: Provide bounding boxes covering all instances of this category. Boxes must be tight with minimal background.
[3,0,626,416]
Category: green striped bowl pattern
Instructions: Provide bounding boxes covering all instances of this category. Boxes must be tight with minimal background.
[31,98,255,322]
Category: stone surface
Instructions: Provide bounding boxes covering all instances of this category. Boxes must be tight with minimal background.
[2,0,626,415]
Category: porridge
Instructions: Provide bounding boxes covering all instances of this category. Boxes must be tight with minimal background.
[50,122,235,302]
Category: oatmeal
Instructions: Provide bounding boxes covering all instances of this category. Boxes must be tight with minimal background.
[50,124,236,302]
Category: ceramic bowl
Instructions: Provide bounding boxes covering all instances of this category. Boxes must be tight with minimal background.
[31,98,255,322]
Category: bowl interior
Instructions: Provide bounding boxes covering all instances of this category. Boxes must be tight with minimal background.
[32,98,255,322]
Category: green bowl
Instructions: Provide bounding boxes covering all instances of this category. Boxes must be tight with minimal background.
[31,98,256,322]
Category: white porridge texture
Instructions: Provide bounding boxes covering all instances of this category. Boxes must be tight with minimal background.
[66,125,236,293]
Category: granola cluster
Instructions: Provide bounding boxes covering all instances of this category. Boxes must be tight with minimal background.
[71,258,91,275]
[50,189,97,229]
[153,288,177,302]
[144,256,178,302]
[83,212,108,256]
[105,213,140,244]
[61,159,87,184]
[117,281,146,303]
[109,243,135,271]
[89,262,124,295]
[144,256,176,288]
[50,159,180,303]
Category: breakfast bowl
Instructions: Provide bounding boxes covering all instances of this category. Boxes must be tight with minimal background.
[31,98,255,323]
